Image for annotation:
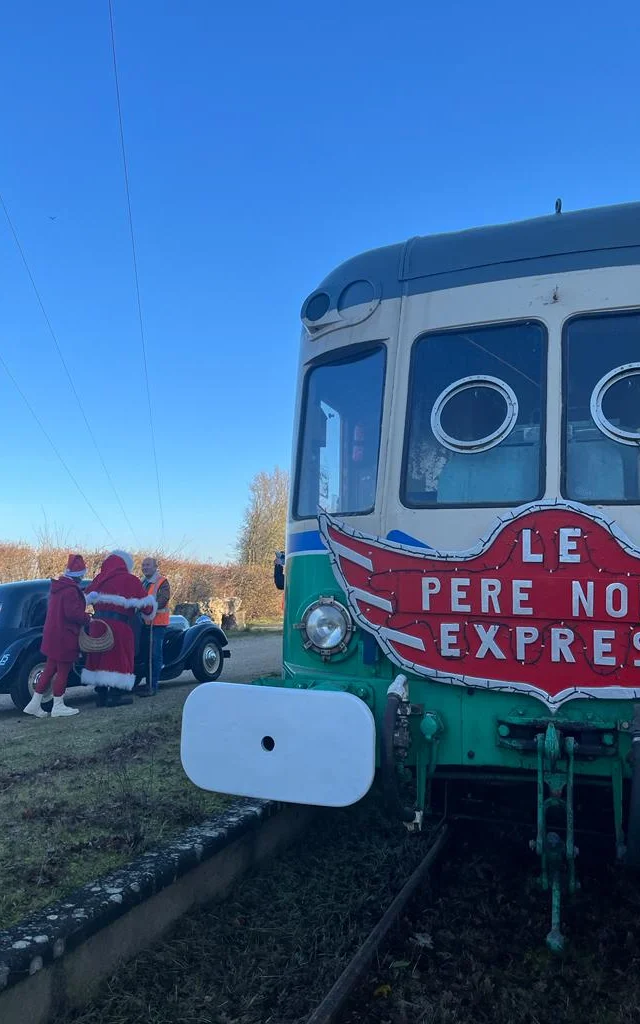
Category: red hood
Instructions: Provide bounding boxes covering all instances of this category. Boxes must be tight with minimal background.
[90,555,130,593]
[100,554,129,576]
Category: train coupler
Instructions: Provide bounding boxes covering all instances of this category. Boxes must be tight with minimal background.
[530,722,578,952]
[410,712,443,831]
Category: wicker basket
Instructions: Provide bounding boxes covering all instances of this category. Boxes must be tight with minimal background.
[78,621,114,653]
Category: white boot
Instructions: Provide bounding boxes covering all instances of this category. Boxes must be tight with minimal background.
[23,692,49,718]
[51,696,79,717]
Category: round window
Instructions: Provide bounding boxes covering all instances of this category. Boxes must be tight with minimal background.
[303,292,331,322]
[430,375,519,453]
[590,363,640,446]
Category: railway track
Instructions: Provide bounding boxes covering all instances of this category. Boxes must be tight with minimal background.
[53,804,640,1024]
[336,823,640,1024]
[306,821,450,1024]
[55,793,447,1024]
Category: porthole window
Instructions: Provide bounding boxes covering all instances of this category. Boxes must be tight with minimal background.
[430,375,519,454]
[590,363,640,446]
[402,320,546,508]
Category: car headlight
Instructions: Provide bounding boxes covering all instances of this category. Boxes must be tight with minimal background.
[299,597,353,657]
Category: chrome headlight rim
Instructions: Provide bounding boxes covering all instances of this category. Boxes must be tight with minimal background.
[297,596,354,658]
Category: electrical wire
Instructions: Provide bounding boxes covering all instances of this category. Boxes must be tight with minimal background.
[0,349,115,541]
[0,193,140,546]
[107,0,165,538]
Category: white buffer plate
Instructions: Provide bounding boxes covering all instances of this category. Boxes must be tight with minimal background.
[181,682,376,807]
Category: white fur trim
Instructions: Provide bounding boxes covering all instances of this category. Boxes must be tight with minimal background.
[65,569,85,579]
[86,592,157,613]
[81,668,135,691]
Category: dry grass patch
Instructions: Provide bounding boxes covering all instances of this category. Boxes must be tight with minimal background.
[0,697,227,927]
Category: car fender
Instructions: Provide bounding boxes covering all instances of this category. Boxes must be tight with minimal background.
[0,633,42,685]
[136,624,231,681]
[181,624,229,665]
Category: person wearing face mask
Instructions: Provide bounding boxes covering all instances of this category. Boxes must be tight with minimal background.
[136,556,170,697]
[23,553,90,718]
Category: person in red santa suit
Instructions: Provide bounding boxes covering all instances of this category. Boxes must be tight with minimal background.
[81,550,156,708]
[23,553,90,719]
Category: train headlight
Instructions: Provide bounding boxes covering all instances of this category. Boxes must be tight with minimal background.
[299,597,353,657]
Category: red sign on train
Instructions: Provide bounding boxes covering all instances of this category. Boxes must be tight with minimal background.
[320,502,640,708]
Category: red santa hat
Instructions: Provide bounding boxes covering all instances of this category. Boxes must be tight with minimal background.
[65,553,87,578]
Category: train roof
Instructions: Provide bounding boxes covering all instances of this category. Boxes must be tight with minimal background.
[305,202,640,318]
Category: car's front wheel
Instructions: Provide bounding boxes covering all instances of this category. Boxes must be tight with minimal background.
[191,637,224,683]
[11,650,53,712]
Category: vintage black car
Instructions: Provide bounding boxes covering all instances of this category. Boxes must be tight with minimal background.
[0,579,231,710]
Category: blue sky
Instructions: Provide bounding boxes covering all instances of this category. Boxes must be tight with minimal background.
[0,0,638,562]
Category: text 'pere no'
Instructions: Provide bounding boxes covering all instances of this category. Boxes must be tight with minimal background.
[420,528,638,621]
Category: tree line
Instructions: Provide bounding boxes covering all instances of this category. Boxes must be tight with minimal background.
[0,468,289,626]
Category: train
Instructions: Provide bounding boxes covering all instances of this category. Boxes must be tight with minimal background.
[182,201,640,950]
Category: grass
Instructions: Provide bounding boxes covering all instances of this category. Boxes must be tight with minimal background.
[0,631,283,928]
[229,621,283,636]
[55,792,438,1024]
[0,630,284,929]
[54,808,640,1024]
[0,697,229,927]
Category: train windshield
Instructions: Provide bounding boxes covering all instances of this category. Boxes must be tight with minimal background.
[295,346,385,518]
[564,311,640,503]
[402,321,546,507]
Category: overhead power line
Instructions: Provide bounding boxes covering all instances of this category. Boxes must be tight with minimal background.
[107,0,165,538]
[0,349,115,542]
[0,194,140,547]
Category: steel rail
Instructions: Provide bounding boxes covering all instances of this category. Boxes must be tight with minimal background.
[305,820,450,1024]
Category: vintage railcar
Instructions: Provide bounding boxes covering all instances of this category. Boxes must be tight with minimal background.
[183,202,640,948]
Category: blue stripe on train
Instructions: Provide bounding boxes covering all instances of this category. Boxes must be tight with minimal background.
[287,530,327,554]
[385,529,431,549]
[287,528,431,555]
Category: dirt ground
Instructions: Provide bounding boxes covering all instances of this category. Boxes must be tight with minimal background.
[0,631,282,928]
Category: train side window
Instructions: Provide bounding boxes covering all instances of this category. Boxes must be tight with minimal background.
[402,321,546,508]
[563,312,640,504]
[294,346,386,518]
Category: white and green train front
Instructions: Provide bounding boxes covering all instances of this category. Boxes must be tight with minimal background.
[182,204,640,844]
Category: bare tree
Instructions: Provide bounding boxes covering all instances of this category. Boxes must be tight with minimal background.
[237,467,288,565]
[0,543,36,582]
[0,538,285,623]
[34,519,72,579]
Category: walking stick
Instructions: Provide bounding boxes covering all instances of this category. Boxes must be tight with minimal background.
[149,621,153,695]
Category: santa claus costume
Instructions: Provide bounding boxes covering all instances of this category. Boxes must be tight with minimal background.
[81,551,156,708]
[24,553,90,719]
